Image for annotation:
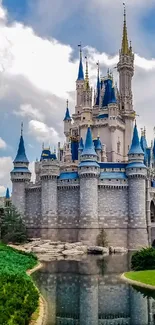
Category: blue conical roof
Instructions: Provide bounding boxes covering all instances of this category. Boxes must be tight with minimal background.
[111,86,117,104]
[81,127,97,156]
[77,57,84,80]
[6,188,10,199]
[79,137,84,150]
[14,135,29,163]
[128,124,144,155]
[95,137,102,150]
[64,107,71,121]
[140,134,148,165]
[95,75,100,106]
[102,78,117,107]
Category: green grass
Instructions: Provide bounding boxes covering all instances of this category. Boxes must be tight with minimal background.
[0,243,39,325]
[125,270,155,286]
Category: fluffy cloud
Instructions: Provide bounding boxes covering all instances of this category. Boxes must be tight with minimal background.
[28,120,60,145]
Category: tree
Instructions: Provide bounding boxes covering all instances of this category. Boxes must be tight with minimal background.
[0,205,28,244]
[96,229,108,247]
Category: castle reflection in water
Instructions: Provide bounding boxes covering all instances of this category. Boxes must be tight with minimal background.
[33,254,155,325]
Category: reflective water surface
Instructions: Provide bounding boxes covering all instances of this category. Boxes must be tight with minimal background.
[32,254,155,325]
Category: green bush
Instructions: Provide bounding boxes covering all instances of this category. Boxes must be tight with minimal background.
[0,274,39,325]
[0,244,39,324]
[131,247,155,271]
[96,229,108,247]
[0,205,28,244]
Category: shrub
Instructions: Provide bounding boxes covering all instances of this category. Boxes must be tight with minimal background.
[131,247,155,271]
[0,274,39,325]
[96,229,108,247]
[0,205,28,244]
[0,244,39,324]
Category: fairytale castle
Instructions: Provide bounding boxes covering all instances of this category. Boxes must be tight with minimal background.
[10,9,155,249]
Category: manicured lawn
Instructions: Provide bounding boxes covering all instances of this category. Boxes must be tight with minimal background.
[125,270,155,286]
[0,243,39,325]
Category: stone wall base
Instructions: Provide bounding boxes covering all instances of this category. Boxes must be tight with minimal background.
[26,227,130,247]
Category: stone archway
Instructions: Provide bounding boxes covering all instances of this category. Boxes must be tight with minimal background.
[150,201,155,223]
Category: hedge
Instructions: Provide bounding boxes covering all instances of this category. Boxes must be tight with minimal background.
[131,247,155,271]
[0,243,39,325]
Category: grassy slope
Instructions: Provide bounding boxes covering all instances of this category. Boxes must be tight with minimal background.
[125,270,155,286]
[0,243,39,325]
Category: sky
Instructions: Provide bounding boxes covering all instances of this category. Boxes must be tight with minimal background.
[0,0,155,195]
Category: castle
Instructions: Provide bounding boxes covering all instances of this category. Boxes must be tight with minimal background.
[10,8,155,250]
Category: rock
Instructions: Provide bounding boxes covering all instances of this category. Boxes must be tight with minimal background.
[87,246,108,255]
[62,249,84,256]
[76,245,87,253]
[109,246,115,254]
[32,247,47,253]
[114,247,128,254]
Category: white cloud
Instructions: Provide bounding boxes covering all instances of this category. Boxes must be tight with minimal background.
[15,103,45,121]
[0,137,6,149]
[0,157,13,195]
[28,120,60,145]
[29,161,35,183]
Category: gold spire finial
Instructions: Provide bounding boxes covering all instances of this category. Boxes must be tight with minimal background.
[84,56,89,90]
[21,122,23,136]
[121,3,129,55]
[78,42,82,60]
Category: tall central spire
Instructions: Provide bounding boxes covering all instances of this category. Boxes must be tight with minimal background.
[121,3,129,55]
[84,56,90,90]
[77,43,84,80]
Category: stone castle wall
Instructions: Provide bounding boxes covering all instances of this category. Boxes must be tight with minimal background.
[23,176,148,248]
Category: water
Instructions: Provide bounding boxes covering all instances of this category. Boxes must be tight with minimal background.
[32,254,155,325]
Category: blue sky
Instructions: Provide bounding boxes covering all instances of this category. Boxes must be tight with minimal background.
[1,0,155,194]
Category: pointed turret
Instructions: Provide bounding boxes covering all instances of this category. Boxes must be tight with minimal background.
[11,123,31,215]
[102,74,116,107]
[77,44,84,81]
[121,3,129,55]
[5,188,10,199]
[79,137,84,151]
[64,99,71,121]
[64,99,71,140]
[153,139,155,159]
[14,123,29,163]
[117,4,134,160]
[128,123,144,156]
[95,62,100,106]
[81,127,97,157]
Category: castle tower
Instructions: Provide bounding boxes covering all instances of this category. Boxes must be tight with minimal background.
[11,124,31,216]
[75,44,85,114]
[40,154,59,240]
[64,99,72,141]
[82,57,92,109]
[117,5,135,160]
[126,123,148,250]
[78,127,100,244]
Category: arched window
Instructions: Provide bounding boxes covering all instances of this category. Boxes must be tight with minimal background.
[151,201,155,223]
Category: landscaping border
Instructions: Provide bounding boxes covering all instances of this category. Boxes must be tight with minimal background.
[121,273,155,290]
[8,245,48,325]
[28,263,48,325]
